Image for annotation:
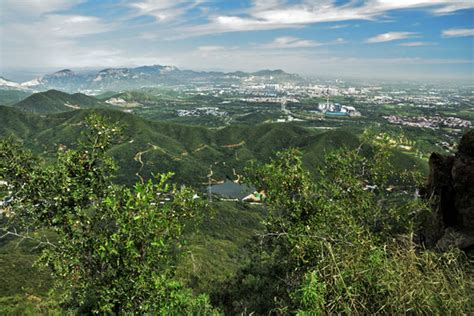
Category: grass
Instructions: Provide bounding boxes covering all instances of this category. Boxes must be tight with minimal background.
[0,89,31,106]
[177,201,265,293]
[0,232,54,313]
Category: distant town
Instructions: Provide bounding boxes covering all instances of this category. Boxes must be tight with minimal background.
[1,66,472,155]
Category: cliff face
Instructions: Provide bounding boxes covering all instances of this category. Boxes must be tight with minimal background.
[421,130,474,251]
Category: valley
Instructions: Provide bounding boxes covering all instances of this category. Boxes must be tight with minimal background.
[2,0,473,312]
[0,104,431,187]
[0,65,472,314]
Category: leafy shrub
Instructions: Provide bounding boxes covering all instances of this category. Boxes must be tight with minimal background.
[0,114,217,314]
[213,133,472,314]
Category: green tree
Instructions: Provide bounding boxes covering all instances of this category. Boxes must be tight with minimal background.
[0,114,216,314]
[214,132,470,315]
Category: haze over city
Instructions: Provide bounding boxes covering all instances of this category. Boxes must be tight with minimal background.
[1,0,473,81]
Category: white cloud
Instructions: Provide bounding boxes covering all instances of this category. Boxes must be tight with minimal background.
[165,47,473,80]
[171,0,474,37]
[1,0,473,80]
[260,36,346,49]
[442,28,474,38]
[251,0,284,11]
[129,0,204,22]
[3,14,112,44]
[323,24,350,30]
[197,46,225,52]
[367,0,474,14]
[2,41,472,80]
[0,9,113,70]
[431,1,474,14]
[123,1,474,41]
[366,32,418,43]
[44,15,112,38]
[398,41,435,47]
[1,0,85,16]
[261,36,321,49]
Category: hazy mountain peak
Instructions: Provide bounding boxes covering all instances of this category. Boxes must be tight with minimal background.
[50,69,75,77]
[253,69,286,76]
[98,68,130,75]
[0,76,20,88]
[7,65,303,93]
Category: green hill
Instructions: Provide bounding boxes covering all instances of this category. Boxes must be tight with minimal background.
[108,91,163,103]
[0,89,31,106]
[12,89,108,114]
[94,91,119,100]
[0,107,425,187]
[0,107,431,312]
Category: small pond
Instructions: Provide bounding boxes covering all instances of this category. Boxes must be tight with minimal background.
[211,180,255,199]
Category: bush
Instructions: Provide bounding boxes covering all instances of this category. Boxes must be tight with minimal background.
[213,133,472,314]
[0,114,217,314]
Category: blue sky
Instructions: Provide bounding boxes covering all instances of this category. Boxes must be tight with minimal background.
[1,0,473,81]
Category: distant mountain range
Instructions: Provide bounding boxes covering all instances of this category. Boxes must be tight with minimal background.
[0,65,304,93]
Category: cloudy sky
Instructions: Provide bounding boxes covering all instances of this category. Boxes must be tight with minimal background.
[1,0,473,81]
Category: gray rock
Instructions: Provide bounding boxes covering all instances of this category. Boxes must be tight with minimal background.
[420,129,474,251]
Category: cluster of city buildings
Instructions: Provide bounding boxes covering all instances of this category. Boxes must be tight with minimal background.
[240,96,299,103]
[384,115,472,129]
[367,94,457,108]
[178,80,470,127]
[177,107,227,117]
[317,102,361,117]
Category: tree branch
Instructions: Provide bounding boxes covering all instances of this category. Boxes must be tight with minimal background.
[0,227,57,249]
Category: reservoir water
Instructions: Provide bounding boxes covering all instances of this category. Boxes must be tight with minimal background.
[211,180,254,199]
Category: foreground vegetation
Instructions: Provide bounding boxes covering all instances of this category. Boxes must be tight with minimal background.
[1,115,215,314]
[0,114,472,314]
[212,139,472,314]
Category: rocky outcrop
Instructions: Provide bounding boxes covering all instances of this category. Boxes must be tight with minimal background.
[420,129,474,251]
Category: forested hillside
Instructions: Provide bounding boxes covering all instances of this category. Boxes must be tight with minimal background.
[0,112,471,314]
[0,106,426,186]
[12,90,107,114]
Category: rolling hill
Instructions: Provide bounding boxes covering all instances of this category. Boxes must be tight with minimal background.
[0,106,426,187]
[0,89,31,106]
[12,90,108,114]
[0,106,431,310]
